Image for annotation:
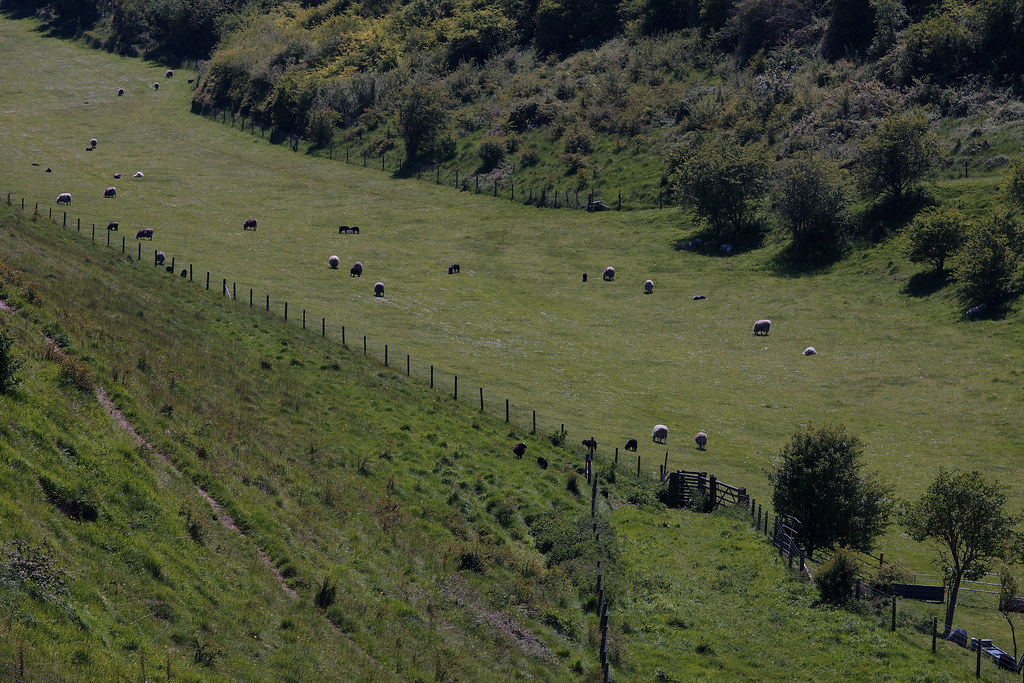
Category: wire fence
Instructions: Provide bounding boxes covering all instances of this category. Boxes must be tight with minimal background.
[4,191,1021,682]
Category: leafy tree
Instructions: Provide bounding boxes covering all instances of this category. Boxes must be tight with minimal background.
[767,424,894,557]
[901,206,968,273]
[999,568,1023,661]
[0,329,25,394]
[668,135,768,240]
[869,0,908,57]
[534,0,618,54]
[396,83,449,162]
[953,214,1022,305]
[902,468,1022,634]
[854,110,940,206]
[1001,153,1024,212]
[769,151,850,258]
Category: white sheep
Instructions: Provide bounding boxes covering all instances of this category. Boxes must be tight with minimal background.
[374,282,385,297]
[90,138,97,148]
[652,424,668,444]
[603,266,615,281]
[56,193,72,205]
[803,347,816,355]
[644,279,654,294]
[328,255,340,269]
[133,171,144,179]
[753,319,771,336]
[695,431,707,450]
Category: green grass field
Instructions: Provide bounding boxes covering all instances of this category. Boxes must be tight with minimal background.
[2,11,1024,659]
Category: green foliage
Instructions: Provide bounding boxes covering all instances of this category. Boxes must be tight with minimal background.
[814,546,860,605]
[667,135,768,240]
[0,328,24,393]
[952,213,1022,304]
[854,110,940,206]
[767,424,894,556]
[901,206,968,273]
[1,540,70,606]
[397,82,450,162]
[902,467,1023,631]
[314,576,338,608]
[769,151,850,258]
[476,135,507,170]
[870,558,915,593]
[534,0,617,54]
[1001,152,1024,212]
[899,3,980,83]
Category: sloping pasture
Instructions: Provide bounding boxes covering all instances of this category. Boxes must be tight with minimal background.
[2,12,1023,573]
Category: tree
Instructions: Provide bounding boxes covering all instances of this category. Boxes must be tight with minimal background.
[769,152,850,258]
[396,83,449,163]
[767,424,894,557]
[953,214,1022,305]
[902,467,1022,634]
[854,110,940,206]
[999,569,1023,661]
[668,135,768,241]
[902,206,968,273]
[1001,153,1024,212]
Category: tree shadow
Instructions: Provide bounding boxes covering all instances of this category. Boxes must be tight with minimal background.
[767,240,847,277]
[671,227,765,256]
[902,269,953,298]
[856,191,936,242]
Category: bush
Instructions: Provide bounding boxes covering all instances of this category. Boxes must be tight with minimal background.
[0,329,24,393]
[315,576,338,608]
[814,546,860,605]
[476,136,506,169]
[519,145,540,167]
[870,559,914,593]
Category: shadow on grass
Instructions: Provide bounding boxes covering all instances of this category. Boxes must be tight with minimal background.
[856,192,936,242]
[767,240,847,277]
[671,228,766,256]
[902,269,953,298]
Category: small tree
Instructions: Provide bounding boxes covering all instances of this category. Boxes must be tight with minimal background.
[902,206,969,273]
[767,424,894,557]
[815,546,861,605]
[397,83,449,163]
[769,151,850,258]
[1000,153,1024,212]
[953,214,1022,305]
[854,110,940,206]
[902,467,1022,634]
[0,329,24,394]
[999,568,1023,661]
[668,135,768,240]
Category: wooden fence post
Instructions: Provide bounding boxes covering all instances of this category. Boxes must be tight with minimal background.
[206,272,209,290]
[189,265,192,281]
[505,398,509,422]
[407,354,410,376]
[479,387,483,411]
[284,302,288,321]
[303,309,306,329]
[636,454,641,477]
[932,617,937,653]
[454,375,458,400]
[222,278,226,296]
[976,639,982,677]
[384,344,388,366]
[363,335,366,355]
[615,447,618,463]
[322,317,326,337]
[532,410,536,434]
[122,236,125,253]
[891,595,897,632]
[266,294,269,310]
[342,325,345,345]
[430,365,434,388]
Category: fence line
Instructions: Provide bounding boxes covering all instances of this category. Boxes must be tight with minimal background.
[6,192,1018,681]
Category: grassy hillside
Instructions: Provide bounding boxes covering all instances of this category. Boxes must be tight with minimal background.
[0,201,998,680]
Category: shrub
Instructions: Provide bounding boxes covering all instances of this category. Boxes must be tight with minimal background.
[315,576,338,608]
[814,546,860,605]
[0,329,24,393]
[476,136,506,169]
[870,559,914,593]
[566,473,580,495]
[519,145,540,167]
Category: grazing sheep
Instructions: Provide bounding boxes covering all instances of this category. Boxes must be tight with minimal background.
[187,78,194,84]
[624,438,638,452]
[165,69,173,78]
[537,456,548,469]
[513,442,527,458]
[448,263,460,274]
[113,173,121,179]
[45,168,52,173]
[243,219,257,231]
[966,303,988,318]
[328,255,340,269]
[350,261,363,277]
[153,82,159,90]
[644,279,654,294]
[693,295,705,300]
[90,138,97,148]
[603,266,615,281]
[582,273,588,282]
[753,319,771,336]
[107,222,118,231]
[337,225,360,234]
[56,193,72,205]
[695,431,708,450]
[350,226,360,234]
[180,269,187,277]
[582,437,597,454]
[166,265,173,273]
[117,88,124,96]
[652,424,668,444]
[803,347,816,355]
[374,282,385,297]
[104,187,117,198]
[720,243,733,254]
[86,147,92,151]
[155,251,165,266]
[135,228,153,240]
[338,225,348,233]
[133,171,144,178]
